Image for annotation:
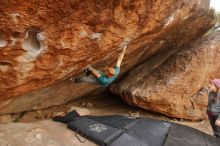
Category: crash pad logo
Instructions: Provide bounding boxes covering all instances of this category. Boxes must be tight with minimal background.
[89,124,107,133]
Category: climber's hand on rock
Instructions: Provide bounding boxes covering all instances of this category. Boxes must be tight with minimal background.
[118,44,128,51]
[123,45,127,51]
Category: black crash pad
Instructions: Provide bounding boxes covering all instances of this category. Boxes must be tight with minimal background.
[67,115,220,146]
[126,118,171,146]
[68,117,124,145]
[164,123,220,146]
[68,116,171,146]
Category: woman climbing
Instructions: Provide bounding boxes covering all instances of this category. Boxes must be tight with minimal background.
[207,79,220,137]
[71,45,127,86]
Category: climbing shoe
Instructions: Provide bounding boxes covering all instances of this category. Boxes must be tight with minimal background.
[84,68,92,76]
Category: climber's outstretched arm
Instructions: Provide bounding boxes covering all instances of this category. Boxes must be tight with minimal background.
[88,66,102,78]
[116,45,127,67]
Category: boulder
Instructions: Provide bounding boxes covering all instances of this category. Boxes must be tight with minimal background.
[111,32,220,120]
[0,0,215,114]
[0,113,21,124]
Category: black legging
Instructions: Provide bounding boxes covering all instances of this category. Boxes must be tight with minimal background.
[208,114,220,137]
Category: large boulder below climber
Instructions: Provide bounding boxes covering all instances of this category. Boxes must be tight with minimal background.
[0,0,215,114]
[111,32,220,120]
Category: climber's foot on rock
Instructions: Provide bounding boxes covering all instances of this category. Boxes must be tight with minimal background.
[83,65,92,76]
[84,68,92,76]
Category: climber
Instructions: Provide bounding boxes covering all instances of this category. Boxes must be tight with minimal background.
[71,45,127,86]
[206,79,220,137]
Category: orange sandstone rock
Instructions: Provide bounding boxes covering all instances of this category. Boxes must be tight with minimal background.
[0,0,215,115]
[111,32,220,120]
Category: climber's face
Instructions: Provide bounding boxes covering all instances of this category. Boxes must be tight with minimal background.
[209,83,218,92]
[105,67,115,78]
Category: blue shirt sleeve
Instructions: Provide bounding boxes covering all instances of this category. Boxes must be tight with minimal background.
[97,76,109,86]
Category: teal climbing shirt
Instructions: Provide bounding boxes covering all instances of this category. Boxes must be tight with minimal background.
[97,66,120,86]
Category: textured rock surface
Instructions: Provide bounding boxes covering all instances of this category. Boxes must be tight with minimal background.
[0,0,188,99]
[0,120,97,146]
[0,0,215,115]
[111,32,220,120]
